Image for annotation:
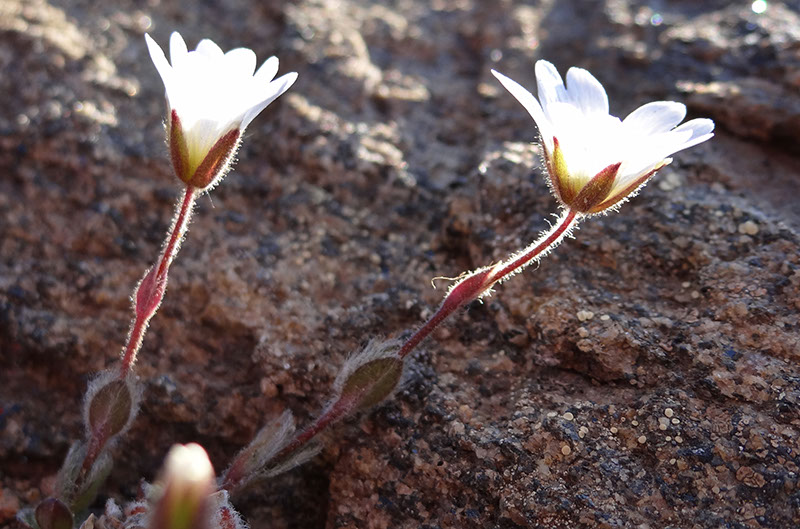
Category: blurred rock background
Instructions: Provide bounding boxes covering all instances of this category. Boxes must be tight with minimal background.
[1,0,799,527]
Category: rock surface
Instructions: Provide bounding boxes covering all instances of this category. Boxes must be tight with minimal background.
[2,0,799,528]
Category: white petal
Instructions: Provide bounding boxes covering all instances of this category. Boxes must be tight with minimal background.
[535,60,568,112]
[670,118,715,150]
[145,34,173,88]
[565,67,608,115]
[195,38,224,59]
[225,47,257,76]
[169,32,188,70]
[491,69,553,150]
[241,72,298,129]
[617,129,694,185]
[254,56,280,85]
[622,101,686,135]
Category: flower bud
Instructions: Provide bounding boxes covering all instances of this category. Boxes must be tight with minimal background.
[149,444,215,529]
[334,339,404,411]
[34,498,73,529]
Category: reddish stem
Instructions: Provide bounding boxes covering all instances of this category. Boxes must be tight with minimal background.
[492,208,577,282]
[399,208,578,359]
[77,186,197,477]
[222,394,357,494]
[119,185,196,379]
[281,395,355,459]
[267,209,579,471]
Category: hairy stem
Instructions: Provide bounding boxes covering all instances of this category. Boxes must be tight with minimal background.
[398,208,579,358]
[279,395,355,460]
[119,185,197,378]
[78,186,197,478]
[266,209,579,471]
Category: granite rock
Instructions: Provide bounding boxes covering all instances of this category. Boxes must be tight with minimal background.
[1,0,799,528]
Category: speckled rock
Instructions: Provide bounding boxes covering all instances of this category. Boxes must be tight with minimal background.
[1,0,799,528]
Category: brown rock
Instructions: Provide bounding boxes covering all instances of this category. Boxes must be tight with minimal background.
[2,1,799,529]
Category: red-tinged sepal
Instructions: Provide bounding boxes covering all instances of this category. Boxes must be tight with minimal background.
[589,160,669,213]
[209,492,248,529]
[189,128,241,189]
[168,111,241,190]
[570,162,621,213]
[135,266,165,321]
[169,110,190,184]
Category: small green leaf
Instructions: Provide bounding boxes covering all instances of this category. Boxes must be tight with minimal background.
[341,357,403,410]
[35,498,73,529]
[88,379,132,439]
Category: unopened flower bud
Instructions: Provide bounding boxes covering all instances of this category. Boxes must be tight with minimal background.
[34,498,73,529]
[149,443,215,529]
[334,339,404,411]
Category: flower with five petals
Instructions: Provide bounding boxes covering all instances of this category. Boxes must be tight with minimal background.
[145,32,297,189]
[492,61,714,214]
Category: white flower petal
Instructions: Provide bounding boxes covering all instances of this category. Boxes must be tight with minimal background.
[491,69,552,150]
[670,118,715,150]
[492,58,714,213]
[169,32,188,70]
[565,67,608,115]
[535,60,568,112]
[254,56,280,85]
[616,129,693,185]
[241,72,298,130]
[224,47,257,76]
[622,101,686,135]
[145,34,174,89]
[195,38,224,60]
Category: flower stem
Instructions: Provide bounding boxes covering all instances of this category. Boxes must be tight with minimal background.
[120,185,197,378]
[398,208,578,359]
[70,185,198,492]
[266,209,579,470]
[278,395,355,461]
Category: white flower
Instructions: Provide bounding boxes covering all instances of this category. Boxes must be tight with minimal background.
[145,32,297,188]
[491,61,714,213]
